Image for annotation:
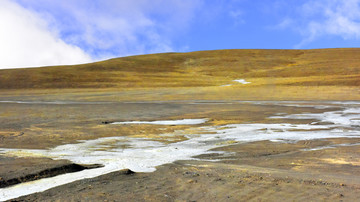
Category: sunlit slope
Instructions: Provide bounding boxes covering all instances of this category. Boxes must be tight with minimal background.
[0,48,359,100]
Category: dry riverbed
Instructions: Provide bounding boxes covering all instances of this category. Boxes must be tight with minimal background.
[9,140,360,202]
[0,100,360,201]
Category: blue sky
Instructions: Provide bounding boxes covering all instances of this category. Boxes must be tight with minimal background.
[1,0,360,68]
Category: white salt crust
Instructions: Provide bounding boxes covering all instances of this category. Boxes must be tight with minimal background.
[233,79,251,84]
[1,102,360,200]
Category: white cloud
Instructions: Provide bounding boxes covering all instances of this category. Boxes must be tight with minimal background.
[275,18,294,30]
[14,0,203,60]
[0,0,92,69]
[229,10,245,25]
[0,0,203,69]
[284,0,360,48]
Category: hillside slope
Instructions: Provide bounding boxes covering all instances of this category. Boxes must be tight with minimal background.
[0,48,359,101]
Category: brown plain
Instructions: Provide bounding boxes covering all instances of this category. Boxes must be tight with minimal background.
[0,48,359,101]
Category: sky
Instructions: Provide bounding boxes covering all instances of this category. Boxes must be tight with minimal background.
[1,0,360,69]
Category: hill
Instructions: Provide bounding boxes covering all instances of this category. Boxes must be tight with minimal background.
[0,48,359,101]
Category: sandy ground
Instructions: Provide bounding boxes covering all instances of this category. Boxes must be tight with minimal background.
[1,100,360,201]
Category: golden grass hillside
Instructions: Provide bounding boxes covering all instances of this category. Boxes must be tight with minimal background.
[0,48,359,101]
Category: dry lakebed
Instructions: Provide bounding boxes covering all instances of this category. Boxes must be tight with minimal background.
[0,100,360,201]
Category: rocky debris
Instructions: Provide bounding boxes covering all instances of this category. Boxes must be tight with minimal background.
[183,171,200,177]
[123,169,135,175]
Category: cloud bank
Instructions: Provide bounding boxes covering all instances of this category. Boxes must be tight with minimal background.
[0,0,203,69]
[0,0,92,69]
[14,0,203,59]
[277,0,360,48]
